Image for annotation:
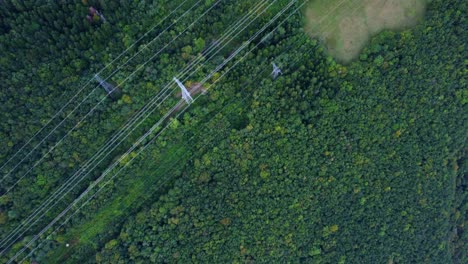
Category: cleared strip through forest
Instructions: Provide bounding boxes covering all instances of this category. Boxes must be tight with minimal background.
[12,1,307,261]
[0,0,223,254]
[0,0,289,257]
[0,0,273,253]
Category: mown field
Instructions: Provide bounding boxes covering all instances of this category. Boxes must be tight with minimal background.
[304,0,427,62]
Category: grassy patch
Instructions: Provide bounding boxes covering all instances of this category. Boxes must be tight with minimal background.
[304,0,427,63]
[43,141,188,263]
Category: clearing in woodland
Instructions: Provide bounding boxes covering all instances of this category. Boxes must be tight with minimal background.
[304,0,427,63]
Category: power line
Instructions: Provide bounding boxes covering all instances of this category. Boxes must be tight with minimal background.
[0,0,221,252]
[0,0,194,181]
[0,0,284,256]
[0,0,274,254]
[9,1,308,262]
[0,0,273,246]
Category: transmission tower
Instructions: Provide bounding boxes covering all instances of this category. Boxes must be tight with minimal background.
[173,77,194,104]
[94,74,116,96]
[96,10,107,23]
[272,62,282,79]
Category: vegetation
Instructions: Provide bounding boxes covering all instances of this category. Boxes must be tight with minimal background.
[0,0,466,263]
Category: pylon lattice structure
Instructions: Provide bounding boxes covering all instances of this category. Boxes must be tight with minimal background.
[173,77,194,104]
[272,62,282,79]
[94,74,115,95]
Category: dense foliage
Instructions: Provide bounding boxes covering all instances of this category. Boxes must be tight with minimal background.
[0,0,466,263]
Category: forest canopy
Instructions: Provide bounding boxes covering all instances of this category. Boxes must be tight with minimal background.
[0,0,466,263]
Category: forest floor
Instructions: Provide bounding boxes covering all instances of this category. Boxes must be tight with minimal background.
[304,0,427,63]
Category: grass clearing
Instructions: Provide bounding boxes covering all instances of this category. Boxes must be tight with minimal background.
[304,0,427,63]
[43,141,189,263]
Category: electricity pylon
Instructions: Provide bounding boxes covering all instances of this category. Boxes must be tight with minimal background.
[173,77,194,104]
[94,74,115,96]
[272,62,282,79]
